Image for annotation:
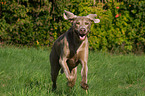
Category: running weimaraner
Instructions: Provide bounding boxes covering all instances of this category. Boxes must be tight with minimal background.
[50,10,100,91]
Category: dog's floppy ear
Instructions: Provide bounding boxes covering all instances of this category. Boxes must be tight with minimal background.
[63,10,77,20]
[86,14,100,23]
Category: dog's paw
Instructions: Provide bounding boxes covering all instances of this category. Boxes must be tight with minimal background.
[81,82,89,90]
[67,76,76,88]
[52,85,57,91]
[67,81,75,88]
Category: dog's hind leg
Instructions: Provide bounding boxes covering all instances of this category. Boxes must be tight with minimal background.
[50,51,61,91]
[60,68,64,74]
[51,65,60,91]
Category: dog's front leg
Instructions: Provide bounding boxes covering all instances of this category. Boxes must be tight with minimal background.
[59,57,75,83]
[80,60,89,90]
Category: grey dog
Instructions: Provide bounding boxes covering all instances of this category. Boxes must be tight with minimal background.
[50,10,100,91]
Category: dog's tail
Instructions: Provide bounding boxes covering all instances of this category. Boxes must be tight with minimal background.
[60,68,64,74]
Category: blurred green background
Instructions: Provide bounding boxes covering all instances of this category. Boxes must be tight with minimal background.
[0,0,144,53]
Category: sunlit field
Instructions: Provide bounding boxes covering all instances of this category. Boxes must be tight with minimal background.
[0,47,145,96]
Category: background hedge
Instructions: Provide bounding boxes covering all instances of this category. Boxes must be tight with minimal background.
[0,0,145,53]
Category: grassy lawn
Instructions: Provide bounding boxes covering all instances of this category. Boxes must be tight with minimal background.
[0,46,145,96]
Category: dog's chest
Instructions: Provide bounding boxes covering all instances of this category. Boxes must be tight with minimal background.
[67,51,80,69]
[66,37,86,70]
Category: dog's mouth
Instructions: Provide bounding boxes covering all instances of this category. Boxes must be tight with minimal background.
[75,30,88,41]
[79,34,86,40]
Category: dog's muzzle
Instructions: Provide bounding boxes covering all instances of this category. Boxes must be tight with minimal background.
[78,28,88,41]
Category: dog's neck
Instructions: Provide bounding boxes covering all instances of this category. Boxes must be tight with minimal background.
[67,27,86,47]
[66,27,86,57]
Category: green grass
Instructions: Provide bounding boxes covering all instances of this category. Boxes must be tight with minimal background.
[0,46,145,96]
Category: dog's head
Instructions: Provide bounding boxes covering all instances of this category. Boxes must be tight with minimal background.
[64,10,100,41]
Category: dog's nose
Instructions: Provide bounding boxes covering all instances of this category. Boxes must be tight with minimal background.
[80,28,86,32]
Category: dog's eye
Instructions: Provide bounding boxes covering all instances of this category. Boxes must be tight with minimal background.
[76,22,80,25]
[85,22,89,25]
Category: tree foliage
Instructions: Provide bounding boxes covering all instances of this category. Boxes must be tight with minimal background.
[0,0,144,53]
